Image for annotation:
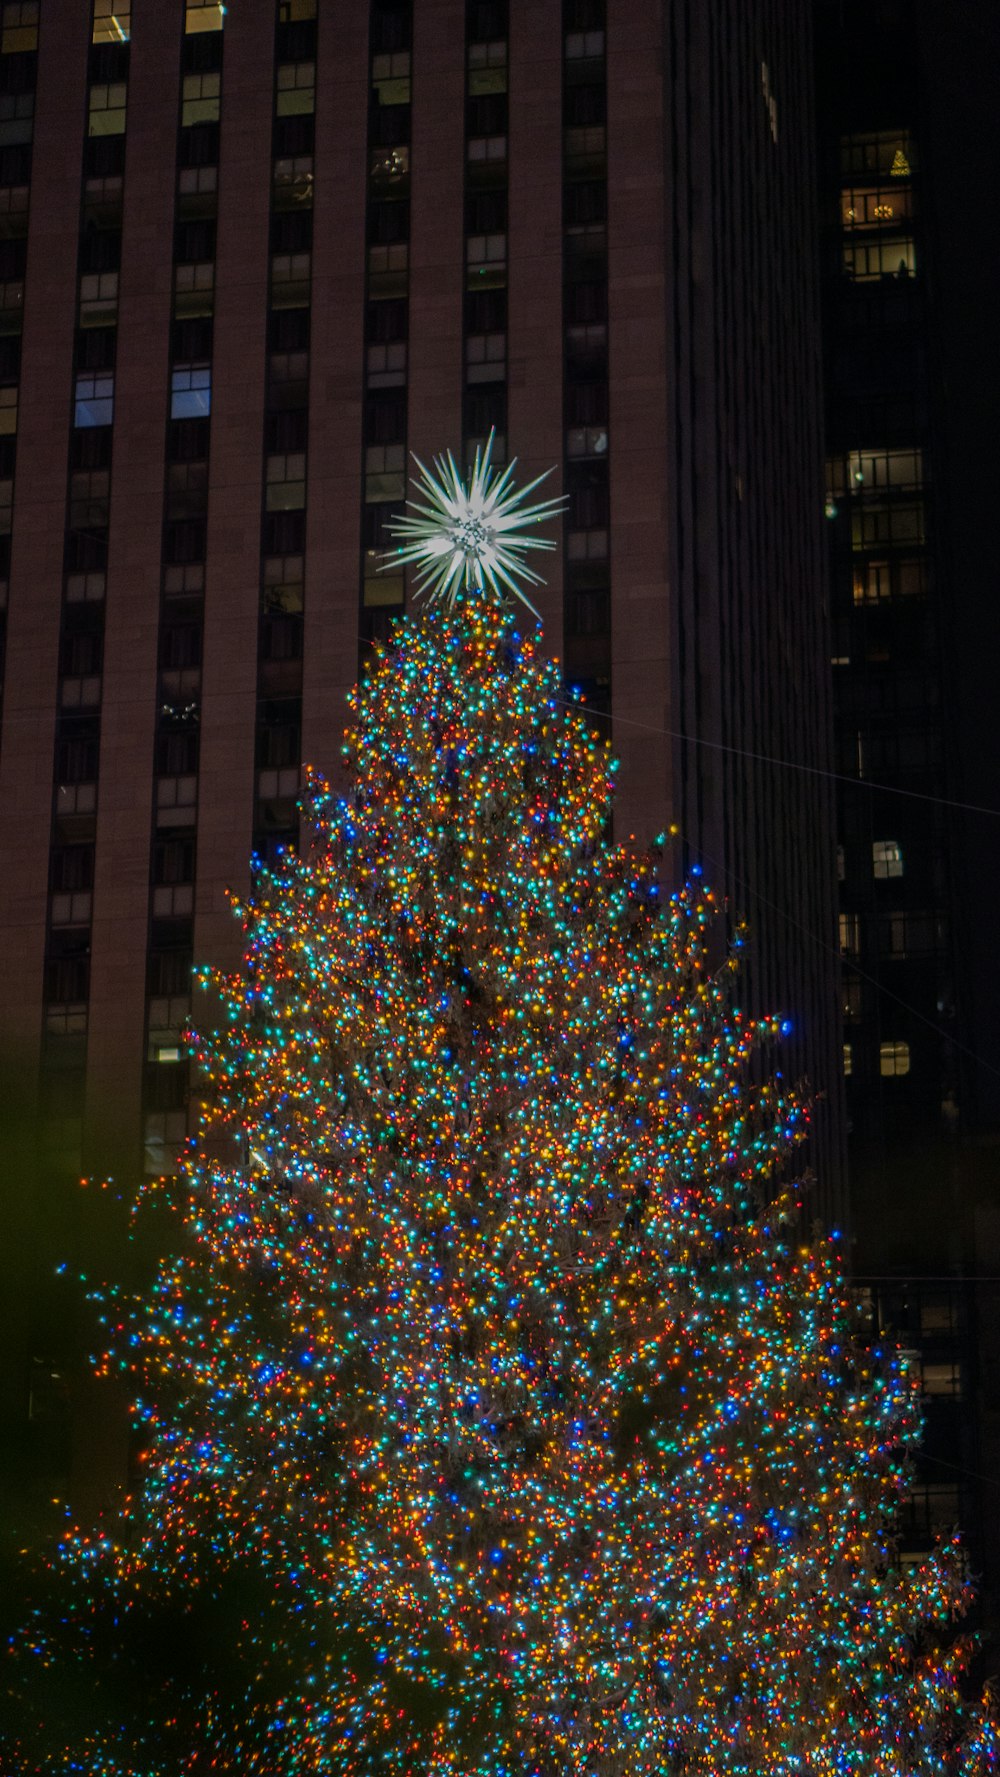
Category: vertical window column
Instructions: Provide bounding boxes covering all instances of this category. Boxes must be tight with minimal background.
[463,0,507,469]
[562,0,610,721]
[41,3,129,1149]
[252,0,317,867]
[142,5,223,1177]
[360,0,412,652]
[0,0,37,730]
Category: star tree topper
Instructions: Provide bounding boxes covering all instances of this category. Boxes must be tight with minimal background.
[382,430,566,620]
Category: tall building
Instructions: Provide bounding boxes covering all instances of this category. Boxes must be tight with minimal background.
[0,0,840,1526]
[816,0,1000,1640]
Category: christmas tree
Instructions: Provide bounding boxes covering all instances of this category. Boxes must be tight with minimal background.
[5,444,997,1774]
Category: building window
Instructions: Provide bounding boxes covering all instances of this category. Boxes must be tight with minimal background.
[174,261,215,318]
[466,232,507,288]
[467,40,507,96]
[465,330,505,384]
[371,51,411,106]
[843,237,916,282]
[366,341,407,388]
[842,447,923,491]
[881,911,941,959]
[3,1,38,52]
[271,251,311,308]
[838,911,860,955]
[273,154,314,209]
[839,130,914,180]
[0,91,33,146]
[79,270,119,328]
[565,27,605,58]
[842,977,862,1022]
[265,452,306,511]
[873,839,903,879]
[879,1039,910,1078]
[185,0,225,32]
[181,73,221,128]
[841,185,913,231]
[276,61,316,116]
[74,373,114,428]
[922,1362,961,1398]
[852,557,926,604]
[88,84,128,138]
[843,1043,852,1077]
[171,363,211,419]
[364,442,405,503]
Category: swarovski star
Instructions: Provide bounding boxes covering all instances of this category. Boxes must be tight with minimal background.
[382,430,566,619]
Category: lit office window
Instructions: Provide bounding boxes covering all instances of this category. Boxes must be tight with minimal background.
[170,364,211,419]
[879,1039,911,1077]
[91,0,129,44]
[276,62,316,117]
[185,0,225,32]
[181,73,221,128]
[839,130,913,180]
[467,40,507,96]
[843,237,916,281]
[838,911,860,955]
[88,84,128,138]
[2,1,38,52]
[872,839,903,879]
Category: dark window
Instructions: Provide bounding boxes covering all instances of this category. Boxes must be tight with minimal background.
[465,287,507,332]
[269,307,310,352]
[367,297,408,343]
[177,122,219,168]
[54,723,100,784]
[468,0,508,39]
[155,729,199,776]
[369,100,410,149]
[367,199,409,245]
[565,279,607,323]
[50,845,94,893]
[265,407,308,453]
[83,134,125,179]
[465,187,506,232]
[564,180,605,224]
[273,113,314,158]
[270,208,313,254]
[255,703,300,768]
[364,389,407,444]
[262,510,305,555]
[466,92,506,136]
[159,623,202,670]
[45,954,89,1005]
[175,217,216,263]
[564,82,605,126]
[153,837,195,884]
[148,946,194,997]
[370,6,411,54]
[163,518,206,564]
[167,416,210,463]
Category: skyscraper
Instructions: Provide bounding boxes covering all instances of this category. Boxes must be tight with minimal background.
[0,0,840,1521]
[816,0,1000,1641]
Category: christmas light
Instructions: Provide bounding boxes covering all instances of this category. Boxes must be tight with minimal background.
[5,488,997,1774]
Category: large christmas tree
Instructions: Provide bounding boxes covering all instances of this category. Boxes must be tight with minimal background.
[5,447,997,1774]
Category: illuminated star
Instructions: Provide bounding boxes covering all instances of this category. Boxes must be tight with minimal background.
[383,430,565,619]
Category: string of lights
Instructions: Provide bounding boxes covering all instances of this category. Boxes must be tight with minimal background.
[5,460,997,1773]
